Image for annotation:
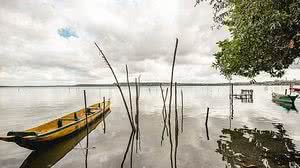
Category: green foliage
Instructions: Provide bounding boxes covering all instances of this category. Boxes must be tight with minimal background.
[198,0,300,78]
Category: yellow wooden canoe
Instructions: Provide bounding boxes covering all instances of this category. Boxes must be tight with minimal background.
[20,107,108,168]
[0,100,111,150]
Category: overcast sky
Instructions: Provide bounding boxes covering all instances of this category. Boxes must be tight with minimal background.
[0,0,299,85]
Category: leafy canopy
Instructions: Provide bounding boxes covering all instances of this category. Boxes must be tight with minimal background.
[197,0,300,78]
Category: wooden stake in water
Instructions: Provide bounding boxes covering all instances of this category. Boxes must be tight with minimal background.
[229,83,234,119]
[103,96,106,134]
[135,78,140,152]
[126,65,134,129]
[180,89,184,133]
[290,82,292,95]
[168,38,178,168]
[205,107,210,140]
[95,42,135,131]
[174,82,179,168]
[83,90,88,168]
[285,89,288,95]
[205,107,209,126]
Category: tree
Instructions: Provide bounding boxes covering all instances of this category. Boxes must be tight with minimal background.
[196,0,300,78]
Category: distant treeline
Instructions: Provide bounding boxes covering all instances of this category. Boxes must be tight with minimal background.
[1,80,300,87]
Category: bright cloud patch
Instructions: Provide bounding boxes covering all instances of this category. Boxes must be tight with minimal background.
[57,27,78,39]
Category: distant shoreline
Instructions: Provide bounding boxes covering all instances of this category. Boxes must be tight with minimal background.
[1,81,299,87]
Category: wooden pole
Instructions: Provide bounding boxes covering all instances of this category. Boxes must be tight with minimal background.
[126,65,134,129]
[205,124,209,140]
[180,89,184,133]
[135,78,139,153]
[205,107,209,126]
[83,90,88,168]
[137,76,142,151]
[94,42,135,131]
[168,38,178,168]
[174,82,179,168]
[230,83,234,119]
[205,107,210,139]
[103,96,106,134]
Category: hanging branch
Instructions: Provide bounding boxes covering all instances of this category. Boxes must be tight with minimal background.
[181,89,184,133]
[174,82,179,168]
[94,42,135,131]
[168,38,179,168]
[126,65,135,129]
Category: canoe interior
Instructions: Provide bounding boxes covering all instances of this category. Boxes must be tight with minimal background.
[25,101,110,136]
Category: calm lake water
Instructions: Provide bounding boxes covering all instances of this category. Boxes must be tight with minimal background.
[0,85,300,168]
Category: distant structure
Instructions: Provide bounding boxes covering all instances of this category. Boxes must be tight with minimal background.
[249,79,256,84]
[233,89,254,103]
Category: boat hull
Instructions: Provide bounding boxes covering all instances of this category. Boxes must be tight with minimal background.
[0,101,111,150]
[272,93,298,104]
[272,93,298,107]
[16,109,110,150]
[290,87,300,92]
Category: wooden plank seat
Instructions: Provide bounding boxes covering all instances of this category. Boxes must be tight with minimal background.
[7,131,38,137]
[60,118,79,121]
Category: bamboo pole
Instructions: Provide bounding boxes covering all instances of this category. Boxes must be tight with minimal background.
[138,76,142,151]
[205,107,209,140]
[135,78,140,153]
[83,90,88,168]
[181,89,184,133]
[174,82,179,168]
[94,42,135,131]
[205,124,209,140]
[168,38,179,168]
[126,65,135,129]
[103,96,106,134]
[205,107,209,126]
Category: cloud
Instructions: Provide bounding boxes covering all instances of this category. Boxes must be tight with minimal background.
[0,0,298,85]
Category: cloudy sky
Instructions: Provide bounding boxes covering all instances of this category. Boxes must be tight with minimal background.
[0,0,299,86]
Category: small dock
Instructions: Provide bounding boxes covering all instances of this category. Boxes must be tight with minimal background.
[232,89,253,103]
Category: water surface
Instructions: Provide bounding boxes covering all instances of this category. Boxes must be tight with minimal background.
[0,85,299,168]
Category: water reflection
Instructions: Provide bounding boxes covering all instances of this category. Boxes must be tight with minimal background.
[205,124,210,140]
[216,123,300,168]
[121,131,135,168]
[20,111,110,168]
[272,100,298,111]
